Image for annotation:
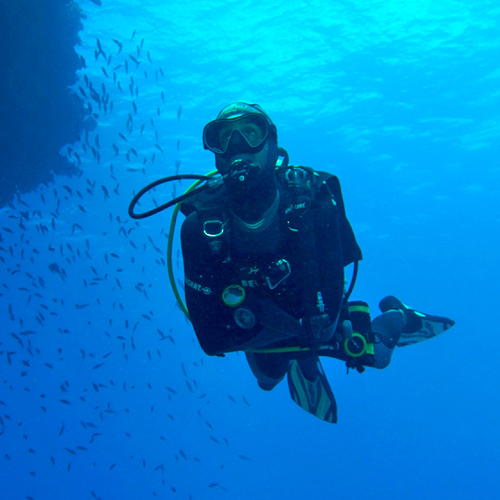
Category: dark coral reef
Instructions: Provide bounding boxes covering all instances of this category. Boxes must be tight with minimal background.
[0,0,86,207]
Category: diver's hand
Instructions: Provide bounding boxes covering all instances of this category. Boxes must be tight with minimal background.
[342,320,353,339]
[303,313,334,343]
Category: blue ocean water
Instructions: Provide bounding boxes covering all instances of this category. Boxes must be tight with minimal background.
[1,0,499,498]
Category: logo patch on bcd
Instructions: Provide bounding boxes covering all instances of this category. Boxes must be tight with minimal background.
[186,278,212,295]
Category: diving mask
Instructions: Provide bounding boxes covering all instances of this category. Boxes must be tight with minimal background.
[203,114,269,154]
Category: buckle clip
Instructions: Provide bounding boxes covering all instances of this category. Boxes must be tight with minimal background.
[203,220,224,237]
[264,259,291,290]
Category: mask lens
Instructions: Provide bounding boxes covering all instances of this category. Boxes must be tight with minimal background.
[203,114,268,153]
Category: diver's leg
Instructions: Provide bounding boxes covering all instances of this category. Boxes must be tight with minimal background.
[379,295,456,346]
[371,310,405,368]
[244,352,290,390]
[371,296,456,368]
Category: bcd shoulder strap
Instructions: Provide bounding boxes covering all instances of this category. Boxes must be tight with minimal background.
[275,166,346,342]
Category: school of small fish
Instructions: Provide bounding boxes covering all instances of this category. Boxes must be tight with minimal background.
[0,20,253,500]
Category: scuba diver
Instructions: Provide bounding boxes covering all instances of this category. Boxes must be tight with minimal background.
[129,101,455,424]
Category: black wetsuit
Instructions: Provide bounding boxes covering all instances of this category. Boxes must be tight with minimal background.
[180,167,362,359]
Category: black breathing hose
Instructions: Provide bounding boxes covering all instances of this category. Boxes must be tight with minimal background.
[128,174,217,220]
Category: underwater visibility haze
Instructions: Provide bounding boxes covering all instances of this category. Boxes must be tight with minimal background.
[1,0,500,498]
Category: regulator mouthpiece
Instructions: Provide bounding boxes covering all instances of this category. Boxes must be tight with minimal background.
[228,159,260,183]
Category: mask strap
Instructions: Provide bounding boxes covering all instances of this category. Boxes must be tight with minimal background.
[277,147,289,168]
